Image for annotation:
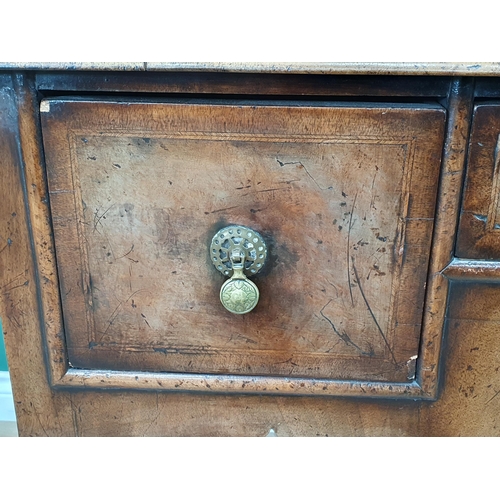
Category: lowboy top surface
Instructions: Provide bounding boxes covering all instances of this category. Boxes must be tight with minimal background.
[1,62,500,75]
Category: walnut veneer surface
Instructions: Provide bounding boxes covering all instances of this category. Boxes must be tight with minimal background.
[0,65,499,435]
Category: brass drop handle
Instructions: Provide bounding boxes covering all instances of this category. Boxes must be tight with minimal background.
[210,225,267,314]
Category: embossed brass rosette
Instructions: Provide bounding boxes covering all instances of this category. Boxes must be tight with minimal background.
[209,225,267,314]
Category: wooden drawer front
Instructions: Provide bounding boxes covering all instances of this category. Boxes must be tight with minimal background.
[457,103,500,259]
[41,99,445,386]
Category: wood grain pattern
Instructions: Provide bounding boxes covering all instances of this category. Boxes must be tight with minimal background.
[58,368,422,398]
[456,104,500,259]
[420,281,500,436]
[12,75,67,384]
[0,62,145,71]
[2,62,500,75]
[417,78,475,397]
[2,69,500,436]
[40,99,445,388]
[145,62,500,76]
[52,284,500,436]
[0,73,73,436]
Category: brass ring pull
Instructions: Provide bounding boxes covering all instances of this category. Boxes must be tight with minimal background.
[209,225,267,314]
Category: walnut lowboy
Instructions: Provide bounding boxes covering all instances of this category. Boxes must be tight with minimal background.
[2,68,500,435]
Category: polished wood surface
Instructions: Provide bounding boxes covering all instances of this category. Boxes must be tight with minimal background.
[2,62,500,75]
[0,74,74,436]
[1,70,499,435]
[457,104,500,259]
[41,99,444,385]
[418,78,475,396]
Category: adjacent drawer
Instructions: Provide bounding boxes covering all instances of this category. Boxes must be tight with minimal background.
[457,103,500,259]
[40,98,445,388]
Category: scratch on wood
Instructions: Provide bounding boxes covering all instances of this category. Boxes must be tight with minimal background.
[325,279,339,297]
[352,259,397,364]
[320,299,373,356]
[253,187,290,194]
[33,411,49,437]
[276,159,331,191]
[98,288,147,341]
[485,388,500,405]
[347,191,358,306]
[486,134,500,231]
[370,168,378,209]
[93,204,115,233]
[117,244,135,260]
[64,395,81,436]
[142,393,160,436]
[273,357,298,366]
[0,270,27,290]
[7,312,22,329]
[209,205,239,214]
[3,280,29,292]
[236,333,257,344]
[141,313,151,328]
